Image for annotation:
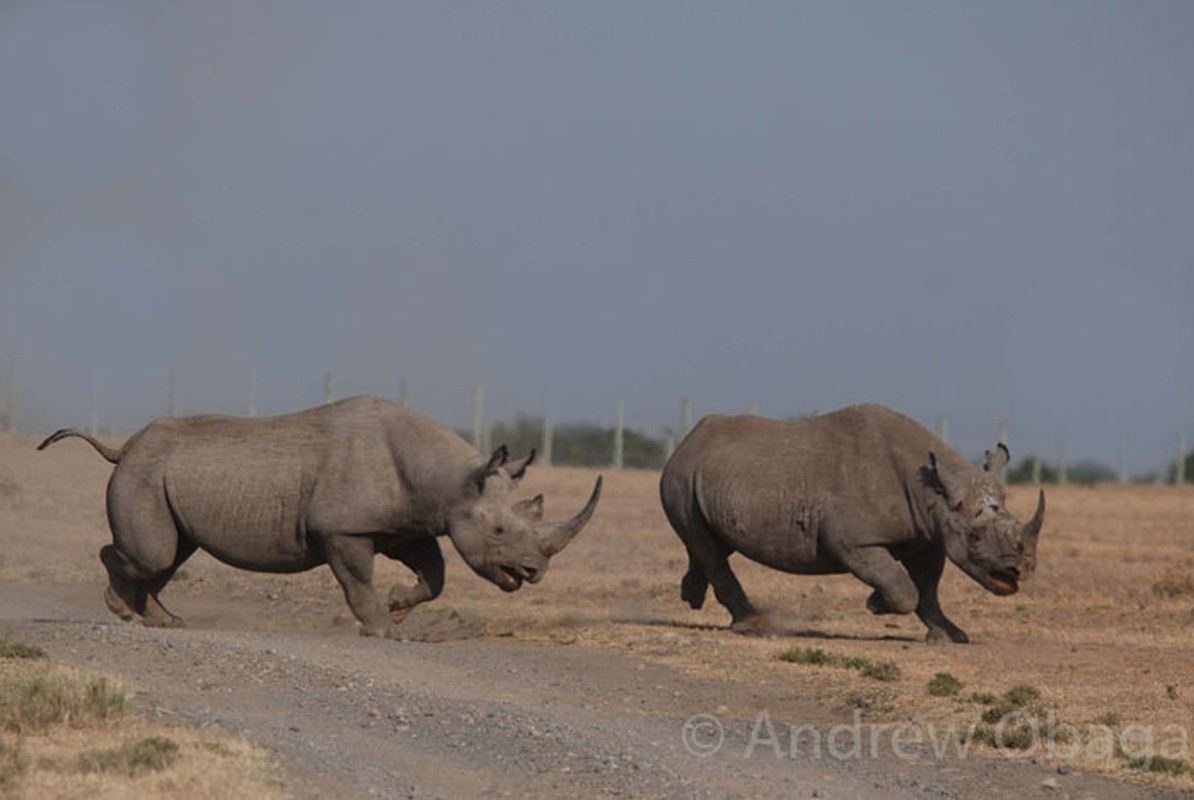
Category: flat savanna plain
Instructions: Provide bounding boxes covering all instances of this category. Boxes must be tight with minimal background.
[1,430,1193,795]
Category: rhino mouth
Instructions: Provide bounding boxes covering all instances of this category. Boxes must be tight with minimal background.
[493,566,524,592]
[988,567,1021,596]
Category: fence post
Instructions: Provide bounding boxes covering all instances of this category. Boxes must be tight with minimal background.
[612,397,625,469]
[89,369,98,436]
[541,396,553,467]
[1118,440,1127,484]
[1177,432,1187,486]
[398,380,408,407]
[0,366,12,432]
[1057,435,1068,486]
[680,397,692,440]
[1031,456,1041,485]
[471,383,484,450]
[323,372,334,405]
[248,368,258,418]
[168,369,177,417]
[936,416,949,445]
[664,435,675,464]
[2,367,13,431]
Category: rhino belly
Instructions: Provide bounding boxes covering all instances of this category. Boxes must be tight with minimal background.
[165,470,315,573]
[705,490,827,572]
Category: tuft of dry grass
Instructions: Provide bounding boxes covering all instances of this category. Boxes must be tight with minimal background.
[0,663,126,733]
[79,735,180,777]
[1151,564,1194,598]
[927,672,963,697]
[777,647,902,682]
[0,637,47,660]
[0,636,290,798]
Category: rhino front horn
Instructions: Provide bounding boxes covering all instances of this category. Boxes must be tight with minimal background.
[538,476,603,557]
[1018,489,1046,572]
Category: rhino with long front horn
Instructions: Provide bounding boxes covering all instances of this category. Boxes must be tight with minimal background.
[38,396,602,638]
[660,404,1044,643]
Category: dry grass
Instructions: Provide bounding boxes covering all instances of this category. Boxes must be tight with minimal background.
[0,637,289,798]
[1151,563,1194,598]
[7,431,1194,789]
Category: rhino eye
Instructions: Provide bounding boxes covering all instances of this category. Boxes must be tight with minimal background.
[494,525,505,536]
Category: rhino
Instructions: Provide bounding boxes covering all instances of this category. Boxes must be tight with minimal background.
[38,395,602,638]
[659,404,1044,643]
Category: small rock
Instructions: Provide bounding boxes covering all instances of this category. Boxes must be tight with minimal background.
[1041,777,1059,790]
[1057,764,1072,775]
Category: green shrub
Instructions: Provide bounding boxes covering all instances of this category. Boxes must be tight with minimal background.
[0,669,126,733]
[1125,754,1191,776]
[0,639,46,660]
[927,672,963,697]
[79,736,179,777]
[1003,684,1042,707]
[777,647,900,681]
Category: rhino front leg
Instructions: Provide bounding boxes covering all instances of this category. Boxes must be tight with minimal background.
[378,537,445,616]
[321,534,396,638]
[825,542,920,617]
[899,546,969,644]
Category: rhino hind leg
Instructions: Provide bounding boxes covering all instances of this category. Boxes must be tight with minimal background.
[139,538,198,628]
[100,538,195,628]
[674,522,764,633]
[680,553,709,609]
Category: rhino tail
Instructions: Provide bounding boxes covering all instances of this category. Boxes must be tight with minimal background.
[36,429,122,464]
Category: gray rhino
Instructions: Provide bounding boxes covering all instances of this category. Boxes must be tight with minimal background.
[38,396,601,638]
[659,404,1044,643]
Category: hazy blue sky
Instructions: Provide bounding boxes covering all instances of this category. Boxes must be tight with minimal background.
[1,2,1191,475]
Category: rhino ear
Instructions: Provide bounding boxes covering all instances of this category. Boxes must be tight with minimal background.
[473,445,510,492]
[485,445,509,471]
[505,449,536,482]
[929,451,970,508]
[984,443,1010,475]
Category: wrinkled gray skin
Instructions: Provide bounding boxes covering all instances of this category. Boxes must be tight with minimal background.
[660,404,1044,643]
[38,396,602,638]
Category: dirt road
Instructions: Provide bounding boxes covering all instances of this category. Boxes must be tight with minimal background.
[3,430,1191,798]
[0,580,1178,799]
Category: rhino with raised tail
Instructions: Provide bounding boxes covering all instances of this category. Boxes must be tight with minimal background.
[38,396,602,638]
[659,404,1044,643]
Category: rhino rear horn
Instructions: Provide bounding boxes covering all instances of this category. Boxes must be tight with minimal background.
[538,476,602,557]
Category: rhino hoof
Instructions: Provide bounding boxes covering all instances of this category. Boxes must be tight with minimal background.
[358,624,390,639]
[103,587,135,621]
[925,627,969,644]
[730,614,770,637]
[142,614,186,629]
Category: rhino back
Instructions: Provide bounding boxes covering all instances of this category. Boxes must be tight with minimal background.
[112,397,477,571]
[666,407,929,569]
